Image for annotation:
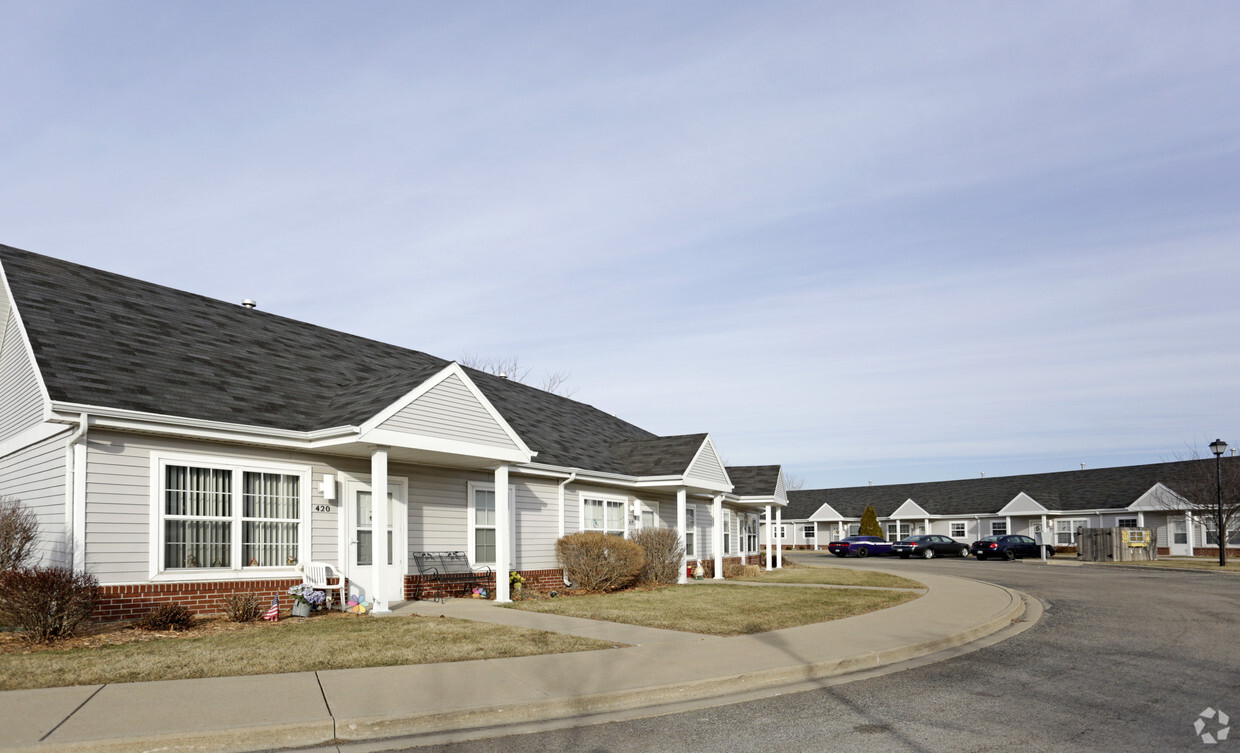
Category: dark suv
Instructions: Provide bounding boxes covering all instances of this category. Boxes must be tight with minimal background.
[971,535,1054,561]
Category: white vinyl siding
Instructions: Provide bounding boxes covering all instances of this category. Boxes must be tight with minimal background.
[0,310,45,441]
[378,373,518,450]
[686,441,729,487]
[0,432,67,567]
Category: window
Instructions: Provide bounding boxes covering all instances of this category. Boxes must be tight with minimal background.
[469,482,517,566]
[584,497,626,537]
[950,522,967,539]
[778,524,788,539]
[990,521,1007,536]
[723,510,732,554]
[1117,517,1138,528]
[355,489,394,567]
[639,502,656,530]
[887,522,911,542]
[1204,518,1240,546]
[685,507,697,556]
[803,524,816,539]
[1055,519,1086,545]
[746,516,758,553]
[159,459,307,572]
[847,523,860,536]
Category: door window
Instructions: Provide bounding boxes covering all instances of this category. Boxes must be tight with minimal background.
[356,490,393,566]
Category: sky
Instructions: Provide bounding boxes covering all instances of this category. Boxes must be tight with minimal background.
[2,2,1238,489]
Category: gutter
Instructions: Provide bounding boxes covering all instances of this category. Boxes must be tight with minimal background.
[65,413,89,571]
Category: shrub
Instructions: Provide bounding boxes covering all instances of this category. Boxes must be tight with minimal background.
[630,527,684,585]
[0,566,99,642]
[136,602,196,631]
[0,497,39,572]
[221,591,265,622]
[556,532,646,592]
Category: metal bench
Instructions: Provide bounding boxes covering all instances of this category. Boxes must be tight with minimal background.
[411,551,492,602]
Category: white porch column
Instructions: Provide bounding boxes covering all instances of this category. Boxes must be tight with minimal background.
[1186,513,1195,554]
[765,505,773,570]
[370,447,390,614]
[1006,515,1012,535]
[494,464,511,603]
[677,488,688,584]
[813,522,820,550]
[713,495,724,580]
[923,517,931,535]
[775,506,783,568]
[1040,514,1048,562]
[1136,511,1145,527]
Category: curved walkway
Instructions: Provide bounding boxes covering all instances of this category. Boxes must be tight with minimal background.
[1,570,1028,753]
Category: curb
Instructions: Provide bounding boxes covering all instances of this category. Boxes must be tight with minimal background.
[326,584,1027,744]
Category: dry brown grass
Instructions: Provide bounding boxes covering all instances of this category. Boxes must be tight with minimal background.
[508,584,920,636]
[0,611,616,691]
[732,565,923,589]
[1095,559,1240,573]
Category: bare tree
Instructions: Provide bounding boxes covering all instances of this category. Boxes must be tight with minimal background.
[0,497,39,571]
[783,472,807,491]
[1160,449,1240,567]
[458,354,578,398]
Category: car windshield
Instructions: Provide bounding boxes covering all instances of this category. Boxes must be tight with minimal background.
[898,537,924,543]
[978,536,1001,542]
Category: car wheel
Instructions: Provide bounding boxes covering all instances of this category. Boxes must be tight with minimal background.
[856,547,869,558]
[922,548,935,559]
[958,547,970,557]
[1003,548,1016,561]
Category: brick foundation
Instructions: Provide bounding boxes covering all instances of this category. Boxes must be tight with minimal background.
[404,568,565,600]
[93,579,303,622]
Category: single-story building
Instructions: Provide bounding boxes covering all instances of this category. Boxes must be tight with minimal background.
[770,461,1240,557]
[0,244,786,620]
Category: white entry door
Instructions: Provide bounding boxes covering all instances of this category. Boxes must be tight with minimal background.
[1170,516,1191,556]
[344,480,407,605]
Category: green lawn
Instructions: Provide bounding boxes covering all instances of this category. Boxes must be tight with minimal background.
[0,614,616,691]
[508,583,920,636]
[733,565,923,589]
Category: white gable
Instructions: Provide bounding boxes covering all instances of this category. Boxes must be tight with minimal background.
[1129,483,1189,511]
[807,502,844,521]
[359,363,531,463]
[890,498,930,518]
[0,279,47,440]
[774,469,788,505]
[685,436,732,491]
[997,492,1048,515]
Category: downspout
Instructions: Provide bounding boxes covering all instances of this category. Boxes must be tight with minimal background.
[558,472,576,585]
[65,414,89,571]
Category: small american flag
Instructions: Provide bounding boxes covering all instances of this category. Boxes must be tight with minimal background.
[263,595,280,622]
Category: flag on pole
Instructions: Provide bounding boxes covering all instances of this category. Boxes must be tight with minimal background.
[263,595,280,622]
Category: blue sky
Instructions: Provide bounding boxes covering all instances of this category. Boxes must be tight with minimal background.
[2,2,1238,488]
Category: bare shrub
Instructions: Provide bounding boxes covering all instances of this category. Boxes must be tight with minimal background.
[0,497,39,571]
[0,566,99,642]
[136,602,195,631]
[221,591,265,622]
[630,527,684,585]
[556,532,645,592]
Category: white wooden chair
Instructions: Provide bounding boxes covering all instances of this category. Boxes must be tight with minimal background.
[301,562,345,611]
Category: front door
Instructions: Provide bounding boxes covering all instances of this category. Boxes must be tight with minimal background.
[344,480,407,606]
[1170,516,1191,556]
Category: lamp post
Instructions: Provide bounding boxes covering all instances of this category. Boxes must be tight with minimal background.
[1210,438,1227,567]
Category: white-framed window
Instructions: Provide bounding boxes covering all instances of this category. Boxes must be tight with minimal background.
[155,454,309,574]
[887,522,911,542]
[1203,518,1240,546]
[847,523,860,536]
[778,524,788,539]
[745,515,758,553]
[990,521,1008,536]
[1117,517,1138,528]
[583,494,627,537]
[468,482,517,566]
[803,524,816,539]
[685,506,697,556]
[950,521,967,539]
[638,500,657,530]
[722,509,732,554]
[1055,519,1086,545]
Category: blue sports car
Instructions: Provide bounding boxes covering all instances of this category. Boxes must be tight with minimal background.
[826,535,894,558]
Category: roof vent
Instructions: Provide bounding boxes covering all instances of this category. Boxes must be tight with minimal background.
[498,372,508,379]
[1080,463,1086,471]
[241,299,257,309]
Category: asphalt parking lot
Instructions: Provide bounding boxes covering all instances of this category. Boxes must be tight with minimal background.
[398,554,1240,753]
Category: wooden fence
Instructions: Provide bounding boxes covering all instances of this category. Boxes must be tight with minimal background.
[1077,527,1159,562]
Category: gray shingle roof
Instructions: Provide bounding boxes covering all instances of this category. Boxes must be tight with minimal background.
[785,458,1240,519]
[609,434,708,477]
[0,244,660,473]
[725,465,781,497]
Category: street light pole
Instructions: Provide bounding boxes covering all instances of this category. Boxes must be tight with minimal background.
[1210,438,1227,567]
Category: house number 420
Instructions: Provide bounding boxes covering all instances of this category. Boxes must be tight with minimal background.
[313,504,331,513]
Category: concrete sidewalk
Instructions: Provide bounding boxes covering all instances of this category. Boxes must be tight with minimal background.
[1,572,1027,753]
